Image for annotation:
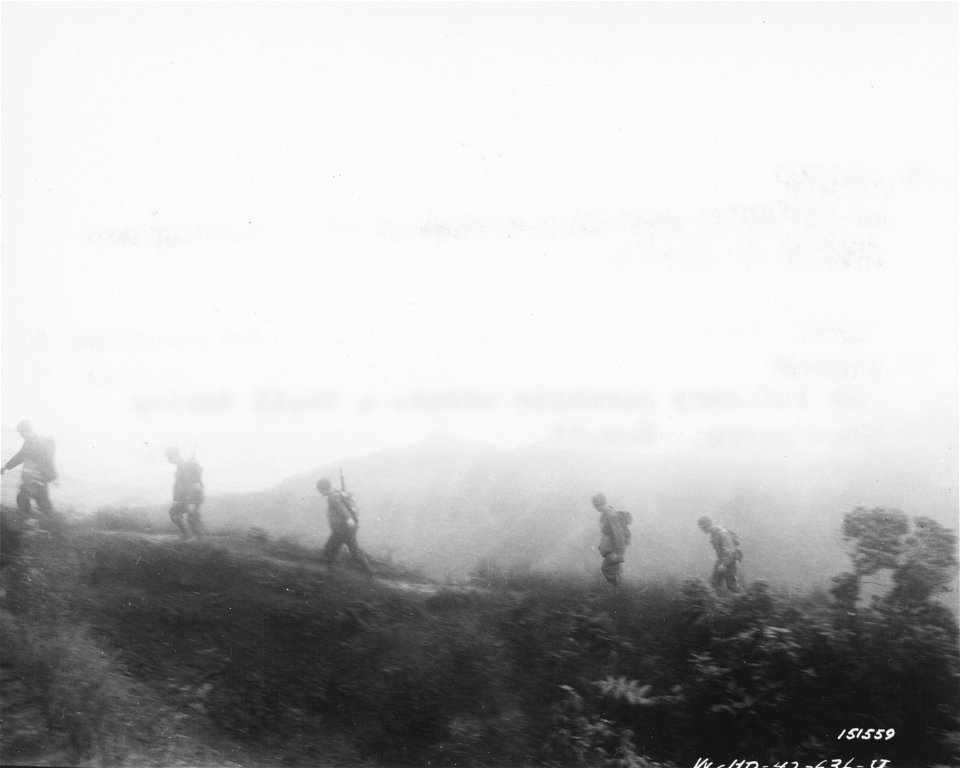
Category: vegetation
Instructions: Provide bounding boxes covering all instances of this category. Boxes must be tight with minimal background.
[0,504,957,766]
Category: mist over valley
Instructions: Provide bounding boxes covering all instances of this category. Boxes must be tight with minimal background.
[112,434,958,592]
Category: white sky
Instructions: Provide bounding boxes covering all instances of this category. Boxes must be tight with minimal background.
[1,2,957,509]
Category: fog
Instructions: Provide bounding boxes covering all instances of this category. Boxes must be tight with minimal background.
[2,3,957,569]
[94,429,948,597]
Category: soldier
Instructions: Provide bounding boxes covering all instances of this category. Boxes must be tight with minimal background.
[166,447,204,540]
[1,420,60,532]
[316,477,371,574]
[697,515,742,593]
[592,493,632,586]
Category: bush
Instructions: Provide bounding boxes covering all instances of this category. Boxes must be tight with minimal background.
[3,506,955,767]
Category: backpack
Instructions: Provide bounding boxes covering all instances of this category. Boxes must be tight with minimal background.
[332,489,359,520]
[342,491,359,518]
[177,460,204,502]
[39,436,57,483]
[617,510,632,545]
[180,460,203,487]
[726,527,743,560]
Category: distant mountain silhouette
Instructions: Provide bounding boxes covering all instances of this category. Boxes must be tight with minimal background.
[130,433,958,587]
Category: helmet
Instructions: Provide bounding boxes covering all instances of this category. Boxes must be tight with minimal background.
[316,477,332,493]
[165,446,181,462]
[697,515,713,528]
[591,493,607,507]
[16,420,33,435]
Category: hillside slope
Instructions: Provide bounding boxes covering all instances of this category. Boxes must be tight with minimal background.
[128,436,958,588]
[0,520,480,767]
[1,509,958,767]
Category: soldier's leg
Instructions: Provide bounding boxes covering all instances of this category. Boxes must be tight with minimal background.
[725,560,742,592]
[601,554,620,585]
[344,532,372,574]
[32,484,64,535]
[32,483,52,513]
[610,561,622,585]
[16,485,32,518]
[322,532,345,566]
[186,503,204,539]
[710,562,725,590]
[169,503,190,540]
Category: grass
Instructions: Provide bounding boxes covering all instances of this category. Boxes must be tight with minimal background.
[0,521,242,767]
[1,505,958,767]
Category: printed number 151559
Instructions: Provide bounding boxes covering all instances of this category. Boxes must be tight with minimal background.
[838,729,895,741]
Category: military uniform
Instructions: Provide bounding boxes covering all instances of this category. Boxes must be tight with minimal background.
[169,459,204,539]
[596,500,632,585]
[3,433,58,530]
[707,524,742,593]
[322,489,371,573]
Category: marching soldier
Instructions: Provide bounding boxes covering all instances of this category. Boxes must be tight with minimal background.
[316,476,372,574]
[592,493,632,586]
[697,515,742,593]
[167,447,205,540]
[1,420,60,532]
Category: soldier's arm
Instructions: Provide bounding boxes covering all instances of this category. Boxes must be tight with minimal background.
[2,448,25,472]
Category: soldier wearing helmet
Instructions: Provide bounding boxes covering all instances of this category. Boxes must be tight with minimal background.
[1,420,60,533]
[316,476,371,574]
[167,447,205,540]
[698,515,742,593]
[591,492,632,586]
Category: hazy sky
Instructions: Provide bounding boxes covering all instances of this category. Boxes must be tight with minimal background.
[2,3,957,509]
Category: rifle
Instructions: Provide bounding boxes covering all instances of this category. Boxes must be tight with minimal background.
[339,467,346,493]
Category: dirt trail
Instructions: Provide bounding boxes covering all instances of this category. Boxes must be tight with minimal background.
[3,528,466,766]
[98,529,484,597]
